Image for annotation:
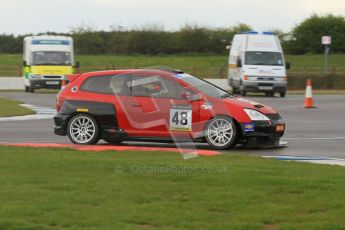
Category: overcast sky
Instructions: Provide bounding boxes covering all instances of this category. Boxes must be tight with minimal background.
[1,0,345,35]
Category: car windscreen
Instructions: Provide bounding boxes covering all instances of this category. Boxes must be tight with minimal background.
[32,51,72,66]
[245,51,283,66]
[177,73,230,99]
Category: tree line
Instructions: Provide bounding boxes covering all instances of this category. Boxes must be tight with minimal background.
[1,14,345,55]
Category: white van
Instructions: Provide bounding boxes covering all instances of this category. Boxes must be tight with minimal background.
[23,35,79,93]
[228,32,290,97]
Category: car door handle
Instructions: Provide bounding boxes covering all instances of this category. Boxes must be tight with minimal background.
[131,103,141,107]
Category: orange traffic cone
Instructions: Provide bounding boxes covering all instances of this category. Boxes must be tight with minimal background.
[61,79,66,90]
[304,79,315,108]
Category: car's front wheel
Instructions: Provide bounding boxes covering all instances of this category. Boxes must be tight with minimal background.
[67,114,100,145]
[204,116,237,150]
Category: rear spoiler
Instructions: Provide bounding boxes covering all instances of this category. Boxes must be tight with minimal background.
[67,73,82,83]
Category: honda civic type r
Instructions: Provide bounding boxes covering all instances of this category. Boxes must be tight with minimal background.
[53,69,285,150]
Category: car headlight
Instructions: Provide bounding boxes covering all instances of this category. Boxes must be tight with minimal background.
[30,74,41,79]
[244,109,270,121]
[276,77,286,82]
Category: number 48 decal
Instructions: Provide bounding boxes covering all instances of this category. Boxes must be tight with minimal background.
[169,109,192,131]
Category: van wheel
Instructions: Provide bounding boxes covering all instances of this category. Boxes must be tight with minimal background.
[239,83,246,96]
[67,114,100,145]
[204,116,237,150]
[280,91,286,98]
[28,86,34,93]
[229,79,236,94]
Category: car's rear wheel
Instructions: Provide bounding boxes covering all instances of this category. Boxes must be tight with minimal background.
[67,114,99,145]
[204,116,237,150]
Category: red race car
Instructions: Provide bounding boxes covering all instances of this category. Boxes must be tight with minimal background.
[54,68,285,150]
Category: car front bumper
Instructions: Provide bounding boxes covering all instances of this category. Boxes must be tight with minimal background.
[30,79,68,89]
[243,81,286,93]
[240,114,285,147]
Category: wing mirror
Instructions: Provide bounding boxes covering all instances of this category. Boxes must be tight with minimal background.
[236,59,242,68]
[286,61,291,70]
[189,93,202,101]
[74,61,80,68]
[181,91,202,101]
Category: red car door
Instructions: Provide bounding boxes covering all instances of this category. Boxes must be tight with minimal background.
[123,74,200,138]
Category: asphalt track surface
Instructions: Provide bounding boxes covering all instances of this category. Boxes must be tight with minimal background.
[0,92,344,159]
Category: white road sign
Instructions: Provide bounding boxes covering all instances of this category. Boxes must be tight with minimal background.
[322,36,331,45]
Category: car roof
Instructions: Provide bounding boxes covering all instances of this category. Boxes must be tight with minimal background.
[80,68,183,78]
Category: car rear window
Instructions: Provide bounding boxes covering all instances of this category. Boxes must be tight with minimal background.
[81,75,113,94]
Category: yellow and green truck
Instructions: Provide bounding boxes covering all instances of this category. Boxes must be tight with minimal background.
[23,35,79,93]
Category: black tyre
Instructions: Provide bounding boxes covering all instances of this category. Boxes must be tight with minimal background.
[25,86,29,92]
[280,91,286,98]
[239,82,246,96]
[204,116,238,150]
[29,86,34,93]
[67,114,100,145]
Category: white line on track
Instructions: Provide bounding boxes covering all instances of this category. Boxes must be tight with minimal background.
[282,137,345,140]
[264,155,345,166]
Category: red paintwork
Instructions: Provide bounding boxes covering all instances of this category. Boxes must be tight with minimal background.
[58,69,278,139]
[67,73,82,82]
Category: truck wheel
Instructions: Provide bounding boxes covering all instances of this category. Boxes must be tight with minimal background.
[67,114,100,145]
[204,116,237,150]
[280,91,286,98]
[29,86,34,93]
[229,79,236,94]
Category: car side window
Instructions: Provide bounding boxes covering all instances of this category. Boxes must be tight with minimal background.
[81,75,130,96]
[131,75,185,99]
[109,75,131,96]
[81,75,113,94]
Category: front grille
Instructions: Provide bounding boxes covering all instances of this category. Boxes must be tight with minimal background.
[258,83,273,87]
[44,76,61,79]
[257,77,275,81]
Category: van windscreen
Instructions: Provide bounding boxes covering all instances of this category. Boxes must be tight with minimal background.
[32,51,71,66]
[245,52,283,66]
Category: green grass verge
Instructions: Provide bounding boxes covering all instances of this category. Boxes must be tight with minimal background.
[1,146,345,229]
[1,53,345,77]
[0,97,34,117]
